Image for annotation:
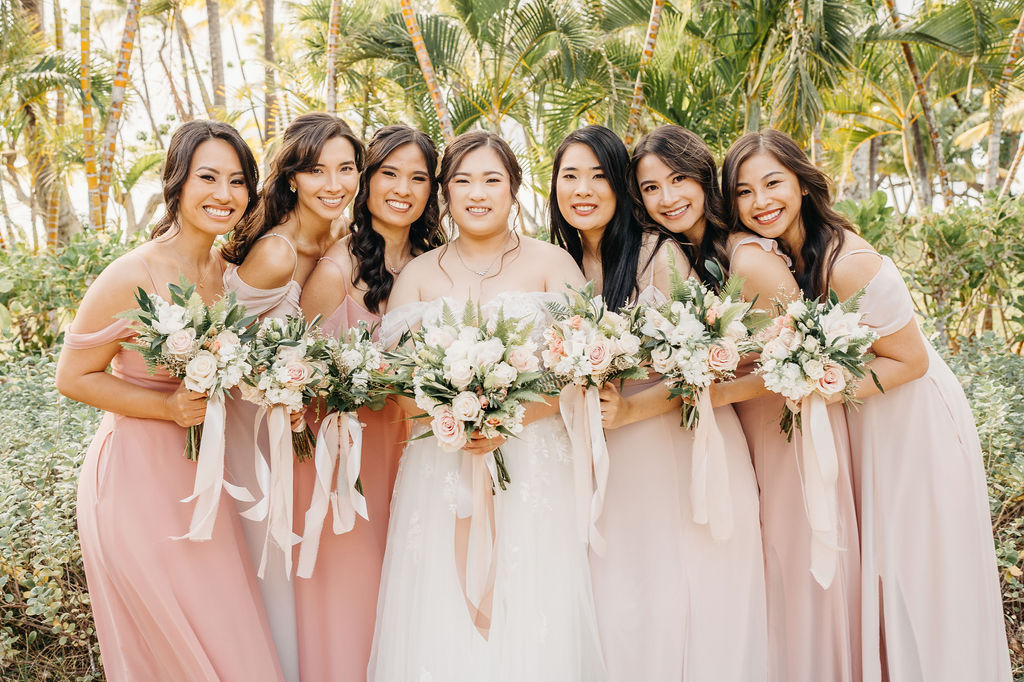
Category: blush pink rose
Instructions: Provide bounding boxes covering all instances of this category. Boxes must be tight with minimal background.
[816,363,847,396]
[508,346,539,373]
[281,360,312,387]
[432,407,466,451]
[587,338,613,374]
[568,315,583,330]
[165,327,196,358]
[707,338,740,374]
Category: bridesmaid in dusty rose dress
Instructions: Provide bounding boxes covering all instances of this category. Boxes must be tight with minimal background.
[56,121,284,681]
[298,124,443,680]
[722,129,1010,682]
[549,124,767,680]
[219,112,365,681]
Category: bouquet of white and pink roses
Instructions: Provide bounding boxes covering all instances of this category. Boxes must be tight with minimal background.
[756,290,879,438]
[387,300,553,489]
[540,283,647,388]
[639,269,760,428]
[120,278,256,460]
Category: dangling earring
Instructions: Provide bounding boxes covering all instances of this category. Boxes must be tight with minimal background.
[289,184,296,193]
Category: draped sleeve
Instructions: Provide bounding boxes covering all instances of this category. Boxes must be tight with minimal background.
[63,318,134,350]
[380,301,429,349]
[729,235,793,268]
[222,264,301,319]
[858,257,916,338]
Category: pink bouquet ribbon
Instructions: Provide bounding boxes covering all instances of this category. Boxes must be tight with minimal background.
[453,450,502,640]
[558,384,609,555]
[797,393,840,588]
[690,389,734,541]
[175,393,254,541]
[296,411,367,579]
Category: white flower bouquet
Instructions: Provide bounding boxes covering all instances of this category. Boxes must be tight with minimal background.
[756,290,880,439]
[120,278,256,460]
[240,315,332,460]
[540,282,647,388]
[639,268,760,428]
[386,300,554,489]
[323,320,389,417]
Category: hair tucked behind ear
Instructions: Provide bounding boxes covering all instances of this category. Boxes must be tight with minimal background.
[721,129,851,300]
[151,120,259,240]
[221,112,364,264]
[350,125,444,314]
[627,125,730,290]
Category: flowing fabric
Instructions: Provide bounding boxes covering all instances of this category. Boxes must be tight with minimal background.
[843,252,1010,682]
[689,388,733,540]
[369,293,606,681]
[558,384,609,553]
[68,320,284,682]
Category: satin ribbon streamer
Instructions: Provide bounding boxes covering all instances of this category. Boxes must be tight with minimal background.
[176,393,254,541]
[690,389,734,541]
[558,384,609,555]
[296,411,367,579]
[453,451,501,640]
[796,393,840,588]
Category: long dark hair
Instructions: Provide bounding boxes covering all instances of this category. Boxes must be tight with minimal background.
[151,120,259,239]
[549,125,650,311]
[627,125,730,289]
[221,112,365,264]
[350,125,444,314]
[721,129,850,300]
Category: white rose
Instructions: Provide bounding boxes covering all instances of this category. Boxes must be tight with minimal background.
[821,307,863,349]
[801,336,819,353]
[802,357,825,380]
[651,346,674,374]
[451,391,483,423]
[153,302,188,335]
[424,326,457,349]
[339,349,363,371]
[220,361,248,389]
[213,329,240,358]
[786,300,808,318]
[507,344,539,373]
[485,362,517,389]
[724,320,748,340]
[614,332,641,356]
[238,380,262,403]
[447,358,475,390]
[165,327,196,358]
[468,338,505,368]
[185,350,218,393]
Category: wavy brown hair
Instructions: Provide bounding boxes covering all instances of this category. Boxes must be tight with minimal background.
[151,120,259,239]
[350,125,444,314]
[721,129,850,300]
[221,112,364,264]
[627,125,730,289]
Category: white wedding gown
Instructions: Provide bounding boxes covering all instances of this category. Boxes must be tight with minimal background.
[369,292,607,682]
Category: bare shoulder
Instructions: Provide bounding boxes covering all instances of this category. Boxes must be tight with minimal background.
[521,234,575,267]
[70,248,154,333]
[318,235,356,281]
[237,233,297,288]
[649,235,688,273]
[519,236,584,289]
[830,233,883,301]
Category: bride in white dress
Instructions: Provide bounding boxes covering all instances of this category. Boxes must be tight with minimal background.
[369,131,607,681]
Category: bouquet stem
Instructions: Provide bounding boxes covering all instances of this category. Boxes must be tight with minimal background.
[293,424,316,461]
[493,448,510,491]
[184,422,205,461]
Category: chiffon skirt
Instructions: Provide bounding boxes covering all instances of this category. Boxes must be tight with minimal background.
[369,414,606,681]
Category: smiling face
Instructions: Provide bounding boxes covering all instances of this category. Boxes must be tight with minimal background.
[554,143,616,238]
[446,146,514,238]
[366,142,432,232]
[635,153,706,240]
[734,151,805,243]
[291,135,359,224]
[177,138,250,237]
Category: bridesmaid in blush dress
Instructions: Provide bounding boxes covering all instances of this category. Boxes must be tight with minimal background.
[548,124,767,680]
[297,125,444,680]
[56,121,284,681]
[722,129,1010,682]
[219,112,365,681]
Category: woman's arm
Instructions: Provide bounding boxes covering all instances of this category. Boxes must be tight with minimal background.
[300,241,352,322]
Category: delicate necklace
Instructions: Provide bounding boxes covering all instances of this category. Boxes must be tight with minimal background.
[174,252,217,289]
[454,234,511,277]
[385,259,403,275]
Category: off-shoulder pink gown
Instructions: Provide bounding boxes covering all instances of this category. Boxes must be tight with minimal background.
[590,283,768,681]
[293,256,407,682]
[838,249,1010,682]
[69,276,284,681]
[730,235,861,682]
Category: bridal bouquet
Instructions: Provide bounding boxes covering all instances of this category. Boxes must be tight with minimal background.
[540,282,647,387]
[120,278,256,460]
[756,290,880,439]
[240,314,332,460]
[638,269,760,428]
[323,321,389,417]
[387,300,552,489]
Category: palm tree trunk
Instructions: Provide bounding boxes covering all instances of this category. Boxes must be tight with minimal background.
[46,183,60,250]
[399,0,455,142]
[175,5,213,116]
[810,120,824,167]
[911,117,933,209]
[79,0,101,227]
[136,38,165,148]
[263,0,277,141]
[54,0,65,126]
[624,0,665,147]
[176,17,196,118]
[985,8,1024,191]
[883,0,952,207]
[231,22,263,142]
[901,115,924,214]
[96,0,141,227]
[158,37,189,121]
[1000,130,1024,197]
[325,0,342,113]
[206,0,226,109]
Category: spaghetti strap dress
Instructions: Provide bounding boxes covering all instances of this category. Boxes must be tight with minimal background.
[590,278,768,681]
[730,235,862,682]
[291,255,408,681]
[838,249,1010,682]
[71,256,284,682]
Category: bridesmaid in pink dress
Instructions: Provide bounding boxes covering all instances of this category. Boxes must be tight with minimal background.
[721,129,1010,682]
[549,124,767,680]
[298,125,443,680]
[219,112,366,681]
[56,121,284,681]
